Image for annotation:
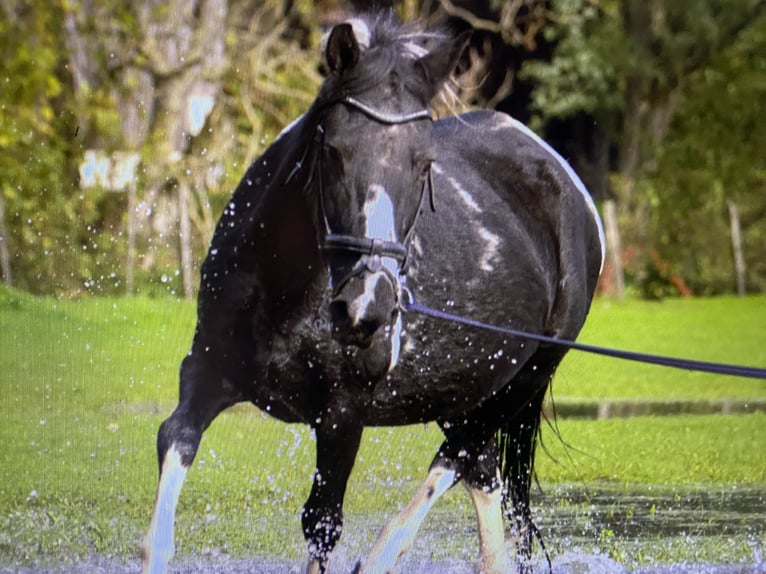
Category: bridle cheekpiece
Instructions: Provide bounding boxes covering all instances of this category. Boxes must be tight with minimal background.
[316,96,435,284]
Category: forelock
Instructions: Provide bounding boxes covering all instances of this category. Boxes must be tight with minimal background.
[320,13,462,114]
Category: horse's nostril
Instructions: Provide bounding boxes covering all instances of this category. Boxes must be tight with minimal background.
[329,300,350,326]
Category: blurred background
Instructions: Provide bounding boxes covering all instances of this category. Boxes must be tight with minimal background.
[1,0,764,301]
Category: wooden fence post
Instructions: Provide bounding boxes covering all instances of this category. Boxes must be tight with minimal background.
[728,201,746,297]
[603,199,625,299]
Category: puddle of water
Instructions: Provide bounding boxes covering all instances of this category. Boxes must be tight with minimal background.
[536,484,766,539]
[4,485,762,573]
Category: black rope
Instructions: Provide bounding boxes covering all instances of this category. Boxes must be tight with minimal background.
[402,299,766,380]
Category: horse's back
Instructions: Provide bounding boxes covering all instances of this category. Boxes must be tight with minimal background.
[423,110,604,338]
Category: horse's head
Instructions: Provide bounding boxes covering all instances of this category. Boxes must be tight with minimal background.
[312,16,468,369]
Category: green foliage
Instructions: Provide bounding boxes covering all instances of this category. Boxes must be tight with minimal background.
[521,0,627,128]
[0,0,130,296]
[649,15,766,294]
[518,0,765,295]
[1,1,764,297]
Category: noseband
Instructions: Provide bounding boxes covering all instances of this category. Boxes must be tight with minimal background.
[316,97,435,290]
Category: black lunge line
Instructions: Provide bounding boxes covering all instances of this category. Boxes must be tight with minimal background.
[402,299,766,380]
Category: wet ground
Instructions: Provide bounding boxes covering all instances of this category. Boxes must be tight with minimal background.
[5,485,764,573]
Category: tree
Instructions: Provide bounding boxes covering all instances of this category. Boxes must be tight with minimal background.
[648,13,766,295]
[519,0,765,296]
[1,0,324,297]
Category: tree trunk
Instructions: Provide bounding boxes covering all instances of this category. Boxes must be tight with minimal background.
[126,179,137,295]
[178,182,194,300]
[0,193,12,287]
[728,201,746,297]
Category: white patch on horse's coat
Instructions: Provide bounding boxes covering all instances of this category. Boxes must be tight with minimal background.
[348,18,371,49]
[432,163,481,213]
[141,445,188,572]
[387,312,402,372]
[348,272,382,326]
[477,227,501,272]
[360,467,457,573]
[433,164,502,273]
[496,115,607,271]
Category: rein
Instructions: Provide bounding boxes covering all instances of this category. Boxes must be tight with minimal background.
[401,297,766,380]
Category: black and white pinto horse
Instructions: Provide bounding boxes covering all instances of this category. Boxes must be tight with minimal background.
[142,13,604,574]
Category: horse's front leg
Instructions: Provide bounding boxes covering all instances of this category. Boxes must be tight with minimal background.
[141,354,237,573]
[302,402,363,574]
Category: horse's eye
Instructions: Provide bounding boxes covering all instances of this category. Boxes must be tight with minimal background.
[325,144,352,164]
[413,155,433,176]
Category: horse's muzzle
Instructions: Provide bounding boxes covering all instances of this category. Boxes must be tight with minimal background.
[328,266,398,348]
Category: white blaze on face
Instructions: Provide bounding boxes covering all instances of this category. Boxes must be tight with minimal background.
[343,184,402,371]
[364,184,399,271]
[346,272,384,326]
[364,185,397,238]
[344,185,399,325]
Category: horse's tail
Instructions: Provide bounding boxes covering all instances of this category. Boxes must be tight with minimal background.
[497,375,553,572]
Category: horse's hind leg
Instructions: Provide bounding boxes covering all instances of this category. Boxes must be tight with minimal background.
[462,439,514,574]
[498,347,568,574]
[141,355,239,573]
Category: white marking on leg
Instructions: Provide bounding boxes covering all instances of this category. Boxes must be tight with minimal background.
[465,476,512,574]
[359,467,457,574]
[496,115,606,270]
[141,446,188,574]
[305,559,323,574]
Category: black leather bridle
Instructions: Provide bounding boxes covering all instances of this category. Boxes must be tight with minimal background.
[315,96,435,295]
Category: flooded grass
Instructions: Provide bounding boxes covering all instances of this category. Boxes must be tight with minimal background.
[1,288,765,571]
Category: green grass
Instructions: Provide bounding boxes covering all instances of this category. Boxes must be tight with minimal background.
[556,296,766,401]
[1,286,765,568]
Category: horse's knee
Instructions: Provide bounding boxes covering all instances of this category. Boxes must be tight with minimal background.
[156,411,203,472]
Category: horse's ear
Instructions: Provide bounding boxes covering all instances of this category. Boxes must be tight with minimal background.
[416,30,471,100]
[325,23,360,75]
